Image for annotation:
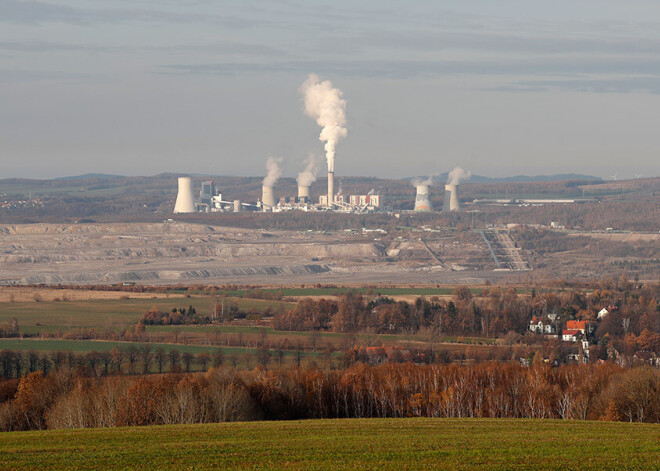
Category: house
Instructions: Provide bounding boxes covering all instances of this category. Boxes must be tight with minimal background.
[566,320,587,333]
[529,316,556,334]
[598,305,617,319]
[562,329,581,342]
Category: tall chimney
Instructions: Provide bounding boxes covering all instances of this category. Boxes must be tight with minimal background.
[173,177,196,213]
[414,185,432,212]
[262,185,276,210]
[327,171,334,208]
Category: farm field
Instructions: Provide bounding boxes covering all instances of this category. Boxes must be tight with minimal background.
[0,418,658,470]
[0,338,245,355]
[0,296,293,334]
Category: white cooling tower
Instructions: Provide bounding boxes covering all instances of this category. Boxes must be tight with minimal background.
[414,185,432,212]
[173,177,196,213]
[327,171,334,208]
[262,185,276,209]
[444,184,460,212]
[298,185,311,199]
[298,185,311,203]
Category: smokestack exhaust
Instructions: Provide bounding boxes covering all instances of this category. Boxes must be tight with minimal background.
[173,177,196,213]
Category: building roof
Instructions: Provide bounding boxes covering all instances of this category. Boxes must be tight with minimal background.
[563,329,580,336]
[566,320,587,330]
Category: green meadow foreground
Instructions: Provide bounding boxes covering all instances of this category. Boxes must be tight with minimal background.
[1,418,658,470]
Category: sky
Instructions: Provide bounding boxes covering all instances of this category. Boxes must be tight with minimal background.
[1,0,659,180]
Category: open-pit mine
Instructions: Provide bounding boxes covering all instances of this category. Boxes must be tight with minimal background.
[0,223,519,285]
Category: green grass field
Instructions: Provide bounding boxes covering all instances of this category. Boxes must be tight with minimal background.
[0,418,657,470]
[0,296,294,334]
[0,338,246,355]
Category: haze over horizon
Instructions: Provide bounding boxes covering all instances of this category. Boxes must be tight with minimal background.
[2,1,660,180]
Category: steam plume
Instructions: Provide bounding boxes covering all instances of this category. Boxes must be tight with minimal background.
[412,174,436,187]
[301,74,347,173]
[263,156,283,187]
[447,167,471,185]
[296,153,317,187]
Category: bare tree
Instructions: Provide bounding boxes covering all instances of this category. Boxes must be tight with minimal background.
[125,345,138,375]
[139,344,154,374]
[154,348,166,374]
[182,352,194,373]
[212,350,225,368]
[622,317,631,334]
[197,352,211,371]
[168,349,181,373]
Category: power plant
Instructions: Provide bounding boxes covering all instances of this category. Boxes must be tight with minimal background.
[170,75,468,216]
[173,177,196,213]
[414,185,433,212]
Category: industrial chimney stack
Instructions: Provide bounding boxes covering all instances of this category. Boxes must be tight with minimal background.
[173,177,196,213]
[327,171,334,208]
[414,185,432,212]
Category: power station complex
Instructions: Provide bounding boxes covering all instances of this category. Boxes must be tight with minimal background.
[173,74,464,215]
[174,176,383,214]
[174,176,462,214]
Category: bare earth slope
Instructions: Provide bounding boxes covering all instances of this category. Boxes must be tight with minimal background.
[0,223,500,285]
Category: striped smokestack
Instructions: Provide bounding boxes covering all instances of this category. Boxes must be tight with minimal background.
[327,171,334,208]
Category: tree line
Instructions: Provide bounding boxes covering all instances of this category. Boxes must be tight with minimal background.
[1,362,658,432]
[0,347,226,379]
[273,283,660,347]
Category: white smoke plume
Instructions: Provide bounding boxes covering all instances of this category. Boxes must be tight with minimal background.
[263,156,283,187]
[412,175,436,187]
[301,74,347,173]
[447,167,471,185]
[296,153,317,187]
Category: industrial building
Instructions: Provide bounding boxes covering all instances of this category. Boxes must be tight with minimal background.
[173,177,382,214]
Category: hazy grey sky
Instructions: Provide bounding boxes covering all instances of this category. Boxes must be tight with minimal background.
[1,0,659,179]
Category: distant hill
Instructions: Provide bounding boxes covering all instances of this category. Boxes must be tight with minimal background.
[406,173,603,184]
[53,173,124,181]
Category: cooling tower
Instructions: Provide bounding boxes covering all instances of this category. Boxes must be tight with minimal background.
[443,184,460,212]
[298,185,311,203]
[173,177,196,213]
[414,185,432,212]
[262,185,276,210]
[327,171,334,208]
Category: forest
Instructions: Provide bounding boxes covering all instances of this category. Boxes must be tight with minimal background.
[273,283,660,356]
[0,362,659,431]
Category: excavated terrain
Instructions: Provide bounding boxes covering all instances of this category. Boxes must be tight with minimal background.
[0,223,508,285]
